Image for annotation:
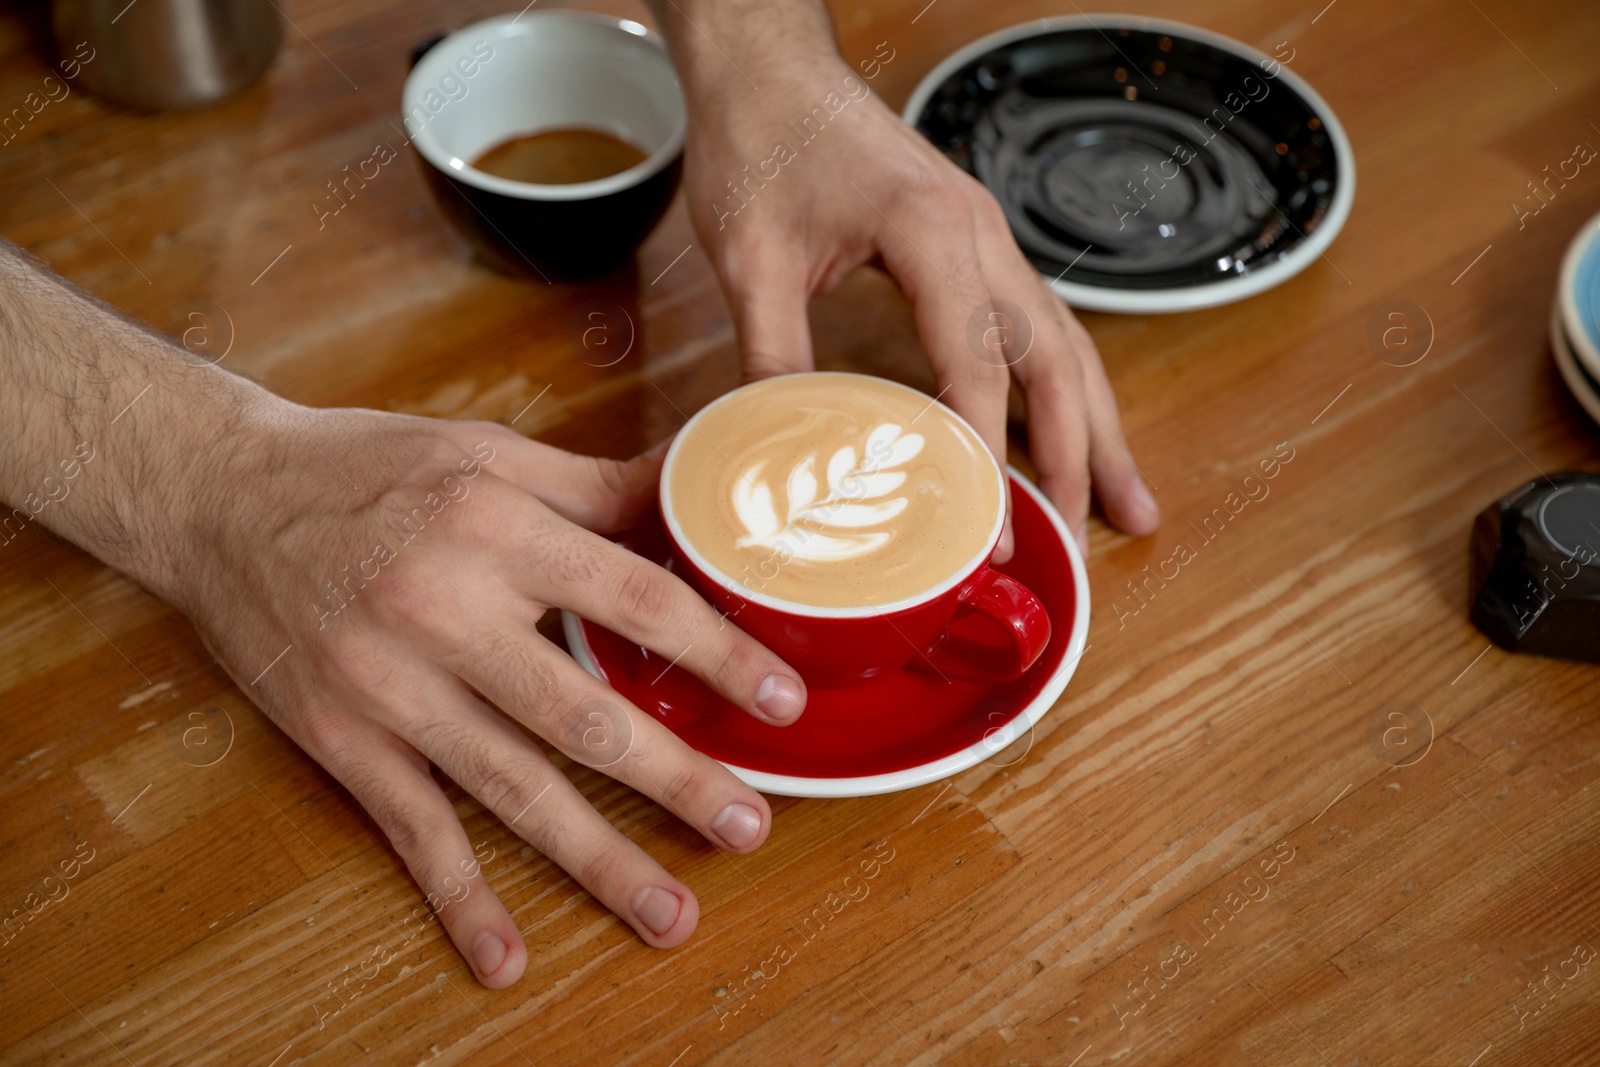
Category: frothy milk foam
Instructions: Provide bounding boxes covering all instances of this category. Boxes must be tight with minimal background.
[665,374,1001,608]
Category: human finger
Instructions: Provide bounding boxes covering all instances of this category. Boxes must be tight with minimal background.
[872,180,1016,557]
[393,683,707,948]
[434,621,773,857]
[1057,307,1160,536]
[314,714,529,987]
[510,513,807,725]
[456,425,664,535]
[721,238,816,381]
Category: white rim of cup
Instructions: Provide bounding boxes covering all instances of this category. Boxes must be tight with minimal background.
[1558,209,1600,382]
[899,14,1358,315]
[404,12,687,203]
[562,470,1092,798]
[658,372,1008,619]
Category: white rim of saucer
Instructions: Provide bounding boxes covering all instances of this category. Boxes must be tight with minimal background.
[404,12,686,203]
[562,469,1091,799]
[657,372,1008,620]
[900,14,1358,315]
[1549,295,1600,426]
[1557,209,1600,382]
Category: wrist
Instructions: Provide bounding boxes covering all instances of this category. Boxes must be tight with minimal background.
[650,0,841,97]
[79,353,292,610]
[0,241,300,609]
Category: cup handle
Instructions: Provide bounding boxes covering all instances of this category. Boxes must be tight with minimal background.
[918,567,1052,684]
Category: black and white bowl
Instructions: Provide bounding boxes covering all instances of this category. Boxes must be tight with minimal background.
[904,16,1356,314]
[405,12,685,281]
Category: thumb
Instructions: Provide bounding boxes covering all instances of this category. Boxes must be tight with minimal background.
[727,265,815,382]
[558,447,666,534]
[485,431,664,534]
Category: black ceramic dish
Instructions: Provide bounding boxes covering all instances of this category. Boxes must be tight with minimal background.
[405,13,685,282]
[413,153,682,280]
[903,17,1355,312]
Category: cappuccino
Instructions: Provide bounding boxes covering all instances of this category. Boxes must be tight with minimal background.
[664,374,1002,608]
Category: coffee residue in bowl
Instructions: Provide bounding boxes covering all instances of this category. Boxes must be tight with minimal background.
[471,128,647,185]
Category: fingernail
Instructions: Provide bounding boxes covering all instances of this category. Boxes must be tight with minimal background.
[1076,526,1089,557]
[634,885,681,936]
[755,674,805,723]
[472,930,507,978]
[1130,479,1158,522]
[711,803,763,849]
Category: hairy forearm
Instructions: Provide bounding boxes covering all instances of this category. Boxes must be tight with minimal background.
[643,0,841,90]
[0,240,281,601]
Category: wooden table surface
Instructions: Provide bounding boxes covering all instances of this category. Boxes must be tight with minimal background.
[4,0,1600,1063]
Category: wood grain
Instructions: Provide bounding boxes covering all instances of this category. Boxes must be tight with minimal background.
[3,0,1599,1063]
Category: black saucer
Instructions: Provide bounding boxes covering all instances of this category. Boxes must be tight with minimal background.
[904,18,1354,312]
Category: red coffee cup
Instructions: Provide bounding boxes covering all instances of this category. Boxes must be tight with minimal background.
[659,375,1051,689]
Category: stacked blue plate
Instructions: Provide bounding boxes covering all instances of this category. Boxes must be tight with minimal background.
[1554,212,1600,425]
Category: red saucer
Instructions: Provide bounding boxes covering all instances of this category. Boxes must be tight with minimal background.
[562,471,1090,797]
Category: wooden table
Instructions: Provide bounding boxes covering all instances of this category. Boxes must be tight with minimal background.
[4,0,1599,1062]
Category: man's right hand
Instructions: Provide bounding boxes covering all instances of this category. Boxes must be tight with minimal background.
[0,241,806,988]
[170,406,808,986]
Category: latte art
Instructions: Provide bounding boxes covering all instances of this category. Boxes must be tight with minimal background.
[664,374,1002,609]
[732,422,924,563]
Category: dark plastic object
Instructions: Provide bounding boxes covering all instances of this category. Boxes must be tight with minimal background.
[1470,472,1600,663]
